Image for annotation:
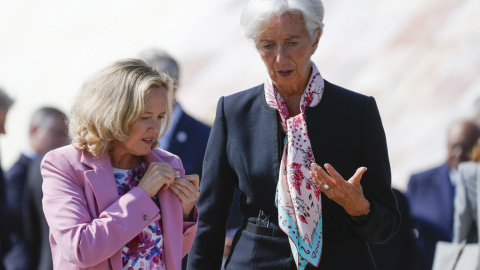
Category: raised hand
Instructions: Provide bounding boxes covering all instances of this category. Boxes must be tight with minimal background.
[310,163,370,216]
[138,162,177,198]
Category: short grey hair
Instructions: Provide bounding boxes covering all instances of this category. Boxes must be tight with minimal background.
[240,0,325,41]
[30,107,66,129]
[139,49,180,84]
[0,87,14,111]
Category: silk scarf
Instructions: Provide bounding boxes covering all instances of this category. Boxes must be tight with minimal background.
[265,62,324,269]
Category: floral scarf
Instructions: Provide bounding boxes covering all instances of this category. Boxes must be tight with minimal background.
[265,62,324,269]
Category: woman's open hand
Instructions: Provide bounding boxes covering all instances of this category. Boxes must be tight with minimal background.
[138,162,177,198]
[170,174,200,220]
[310,163,370,216]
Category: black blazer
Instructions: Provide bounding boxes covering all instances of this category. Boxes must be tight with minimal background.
[187,81,401,270]
[369,189,419,270]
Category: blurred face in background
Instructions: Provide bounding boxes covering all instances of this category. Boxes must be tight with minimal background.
[0,109,9,135]
[447,122,480,169]
[30,115,69,154]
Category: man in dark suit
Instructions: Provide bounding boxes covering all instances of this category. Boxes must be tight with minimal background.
[406,120,480,270]
[22,157,52,270]
[0,87,13,270]
[3,107,68,270]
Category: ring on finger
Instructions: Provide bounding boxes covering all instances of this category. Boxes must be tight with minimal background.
[322,184,330,190]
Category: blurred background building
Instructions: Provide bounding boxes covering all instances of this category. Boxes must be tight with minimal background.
[0,0,479,190]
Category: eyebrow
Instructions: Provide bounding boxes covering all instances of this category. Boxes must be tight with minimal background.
[258,35,301,43]
[285,35,301,40]
[143,111,166,115]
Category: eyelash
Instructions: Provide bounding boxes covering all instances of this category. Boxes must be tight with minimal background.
[141,116,164,120]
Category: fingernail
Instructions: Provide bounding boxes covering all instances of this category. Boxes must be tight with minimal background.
[175,170,180,177]
[324,163,330,169]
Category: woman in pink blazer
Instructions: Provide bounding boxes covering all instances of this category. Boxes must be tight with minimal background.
[41,59,199,270]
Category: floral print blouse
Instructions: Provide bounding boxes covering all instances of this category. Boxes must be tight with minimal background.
[113,162,166,270]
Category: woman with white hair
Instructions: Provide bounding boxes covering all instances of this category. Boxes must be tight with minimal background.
[187,0,400,269]
[41,59,199,269]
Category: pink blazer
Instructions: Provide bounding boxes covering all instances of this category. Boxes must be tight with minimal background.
[41,145,198,270]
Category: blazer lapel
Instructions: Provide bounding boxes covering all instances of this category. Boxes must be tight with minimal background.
[158,188,183,270]
[82,152,118,214]
[81,151,123,269]
[145,149,184,270]
[259,85,284,187]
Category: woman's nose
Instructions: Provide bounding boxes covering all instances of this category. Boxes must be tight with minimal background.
[276,45,288,63]
[150,119,162,133]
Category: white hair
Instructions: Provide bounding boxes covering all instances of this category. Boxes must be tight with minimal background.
[240,0,325,41]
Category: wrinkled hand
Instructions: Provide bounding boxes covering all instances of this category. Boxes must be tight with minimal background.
[310,163,370,216]
[170,174,200,220]
[138,162,177,198]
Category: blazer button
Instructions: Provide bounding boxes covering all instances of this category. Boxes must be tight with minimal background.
[143,215,149,221]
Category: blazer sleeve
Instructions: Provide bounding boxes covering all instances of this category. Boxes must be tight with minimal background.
[346,96,401,243]
[453,162,475,243]
[41,150,161,268]
[187,97,237,270]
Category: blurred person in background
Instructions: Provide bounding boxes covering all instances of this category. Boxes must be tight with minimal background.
[23,157,53,270]
[475,97,480,128]
[0,88,13,270]
[453,137,480,246]
[188,0,400,269]
[140,49,242,269]
[41,59,198,269]
[406,120,480,270]
[139,49,210,177]
[369,188,420,270]
[3,107,69,270]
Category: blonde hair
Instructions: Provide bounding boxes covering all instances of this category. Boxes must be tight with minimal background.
[472,137,480,162]
[69,58,173,157]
